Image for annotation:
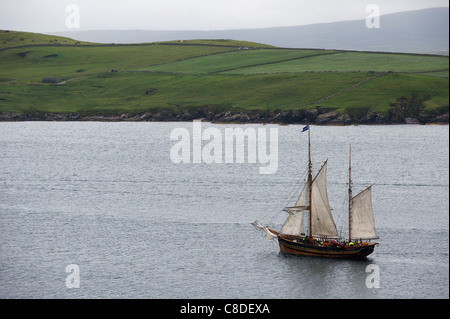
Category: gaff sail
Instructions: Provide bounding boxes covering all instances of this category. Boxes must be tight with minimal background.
[350,185,378,239]
[310,161,338,238]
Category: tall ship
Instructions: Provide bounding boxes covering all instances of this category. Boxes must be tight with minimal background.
[252,125,378,259]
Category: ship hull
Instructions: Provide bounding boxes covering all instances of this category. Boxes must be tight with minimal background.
[276,233,376,259]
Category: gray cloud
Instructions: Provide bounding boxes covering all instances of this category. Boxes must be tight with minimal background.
[1,0,448,32]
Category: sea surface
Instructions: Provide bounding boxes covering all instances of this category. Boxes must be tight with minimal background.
[0,122,448,299]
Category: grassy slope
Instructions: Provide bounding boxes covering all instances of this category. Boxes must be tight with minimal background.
[0,30,93,49]
[133,49,336,74]
[0,30,448,120]
[222,51,449,74]
[0,72,374,113]
[0,45,237,82]
[311,73,449,118]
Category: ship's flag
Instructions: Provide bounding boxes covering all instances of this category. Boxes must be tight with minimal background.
[302,125,309,132]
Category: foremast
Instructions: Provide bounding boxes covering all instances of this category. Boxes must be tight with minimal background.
[348,145,378,242]
[348,145,352,242]
[308,122,313,240]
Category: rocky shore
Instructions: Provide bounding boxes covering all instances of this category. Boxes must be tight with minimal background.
[0,107,448,125]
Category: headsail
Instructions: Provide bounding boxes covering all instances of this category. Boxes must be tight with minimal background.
[263,226,277,240]
[251,220,265,231]
[280,182,308,236]
[251,220,277,240]
[350,185,378,239]
[280,209,305,236]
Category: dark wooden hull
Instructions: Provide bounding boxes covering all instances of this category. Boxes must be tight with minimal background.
[274,232,377,259]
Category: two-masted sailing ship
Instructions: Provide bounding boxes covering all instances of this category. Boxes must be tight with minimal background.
[253,125,378,259]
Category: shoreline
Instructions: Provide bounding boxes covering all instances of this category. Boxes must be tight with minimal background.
[0,109,448,125]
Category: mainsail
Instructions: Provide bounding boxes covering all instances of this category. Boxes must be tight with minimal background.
[310,161,338,237]
[350,185,378,239]
[280,160,338,238]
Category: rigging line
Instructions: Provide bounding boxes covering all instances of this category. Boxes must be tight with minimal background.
[257,159,310,225]
[335,196,348,238]
[255,173,304,223]
[267,168,309,225]
[280,168,308,207]
[259,178,302,222]
[279,159,322,210]
[278,167,308,204]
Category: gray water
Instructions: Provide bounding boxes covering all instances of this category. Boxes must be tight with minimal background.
[0,122,448,299]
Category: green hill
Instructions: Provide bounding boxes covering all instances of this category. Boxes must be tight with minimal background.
[0,30,448,124]
[0,30,93,49]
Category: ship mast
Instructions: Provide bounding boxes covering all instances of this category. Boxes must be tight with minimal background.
[348,144,352,242]
[308,123,313,240]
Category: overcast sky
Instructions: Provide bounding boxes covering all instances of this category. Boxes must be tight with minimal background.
[1,0,448,33]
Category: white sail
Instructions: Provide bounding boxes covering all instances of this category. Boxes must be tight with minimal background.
[281,161,338,238]
[280,209,305,236]
[351,185,378,239]
[295,180,309,208]
[264,227,277,240]
[310,161,339,237]
[280,183,308,236]
[251,220,264,231]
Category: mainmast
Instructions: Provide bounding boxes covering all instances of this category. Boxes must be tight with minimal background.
[308,123,313,240]
[348,144,352,242]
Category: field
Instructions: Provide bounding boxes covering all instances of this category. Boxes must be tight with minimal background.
[0,30,448,123]
[133,49,336,74]
[222,51,449,74]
